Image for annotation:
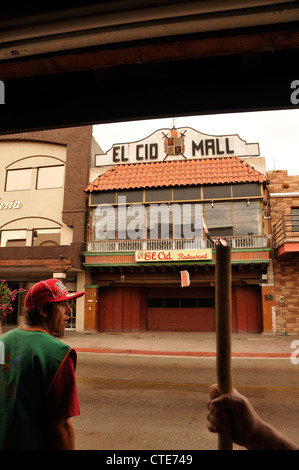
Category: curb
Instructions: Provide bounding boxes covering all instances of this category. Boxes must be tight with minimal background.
[75,347,291,358]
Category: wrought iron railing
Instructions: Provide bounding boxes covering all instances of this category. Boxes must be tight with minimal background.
[273,215,299,248]
[87,235,268,252]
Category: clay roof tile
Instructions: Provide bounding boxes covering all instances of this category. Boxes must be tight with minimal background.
[85,157,268,192]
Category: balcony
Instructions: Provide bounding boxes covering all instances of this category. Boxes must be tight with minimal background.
[273,215,299,257]
[87,235,268,253]
[0,243,85,274]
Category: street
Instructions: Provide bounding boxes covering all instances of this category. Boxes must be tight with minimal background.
[72,353,299,451]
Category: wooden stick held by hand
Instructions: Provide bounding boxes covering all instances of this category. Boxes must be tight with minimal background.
[215,243,233,450]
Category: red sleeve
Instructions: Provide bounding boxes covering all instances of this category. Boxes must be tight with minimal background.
[47,353,80,420]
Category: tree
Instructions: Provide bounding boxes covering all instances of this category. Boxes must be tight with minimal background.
[0,279,27,334]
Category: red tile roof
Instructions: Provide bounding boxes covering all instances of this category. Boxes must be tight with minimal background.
[85,157,268,192]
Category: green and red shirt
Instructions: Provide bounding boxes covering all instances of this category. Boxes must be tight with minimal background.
[0,327,80,450]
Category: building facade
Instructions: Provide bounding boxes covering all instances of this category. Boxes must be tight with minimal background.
[84,126,274,333]
[0,126,100,331]
[269,170,299,335]
[3,125,298,335]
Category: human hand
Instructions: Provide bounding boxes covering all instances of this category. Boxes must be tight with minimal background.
[206,384,262,448]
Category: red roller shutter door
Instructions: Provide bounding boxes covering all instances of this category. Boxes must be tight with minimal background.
[232,285,262,333]
[147,287,215,332]
[98,287,146,332]
[147,307,215,331]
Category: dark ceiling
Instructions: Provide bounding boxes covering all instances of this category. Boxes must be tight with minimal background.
[0,1,299,133]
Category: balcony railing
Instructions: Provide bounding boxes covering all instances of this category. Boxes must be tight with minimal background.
[273,215,299,248]
[87,236,268,253]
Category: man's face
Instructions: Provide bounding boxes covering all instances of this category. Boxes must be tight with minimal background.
[47,300,72,337]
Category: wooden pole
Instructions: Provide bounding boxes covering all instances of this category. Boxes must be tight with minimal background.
[215,243,233,450]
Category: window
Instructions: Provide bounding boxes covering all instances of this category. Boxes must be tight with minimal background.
[37,166,64,189]
[233,201,262,236]
[147,298,214,308]
[203,185,231,199]
[91,192,117,205]
[92,198,263,241]
[204,202,233,237]
[121,204,147,240]
[6,169,32,191]
[291,208,299,232]
[165,298,180,308]
[32,228,61,246]
[0,228,61,247]
[5,165,65,191]
[181,298,197,308]
[92,203,196,240]
[198,298,214,308]
[93,204,116,240]
[5,239,26,247]
[203,201,262,237]
[1,230,27,247]
[173,187,201,201]
[145,188,172,202]
[232,183,261,197]
[148,298,164,308]
[147,204,173,239]
[180,204,202,239]
[118,190,143,203]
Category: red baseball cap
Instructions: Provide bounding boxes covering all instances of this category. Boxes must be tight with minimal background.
[25,278,85,311]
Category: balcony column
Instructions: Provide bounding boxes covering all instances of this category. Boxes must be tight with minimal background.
[261,284,276,333]
[52,272,66,283]
[84,286,98,332]
[75,271,86,332]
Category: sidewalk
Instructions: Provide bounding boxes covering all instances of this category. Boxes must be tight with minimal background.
[60,330,299,358]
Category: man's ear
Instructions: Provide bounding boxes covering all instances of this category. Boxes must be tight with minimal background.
[38,305,48,318]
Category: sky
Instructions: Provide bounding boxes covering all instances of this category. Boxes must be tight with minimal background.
[93,109,299,175]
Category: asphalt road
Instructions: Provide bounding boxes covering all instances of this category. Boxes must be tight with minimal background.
[72,353,299,451]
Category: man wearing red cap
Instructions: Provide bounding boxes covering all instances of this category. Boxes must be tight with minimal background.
[0,278,85,450]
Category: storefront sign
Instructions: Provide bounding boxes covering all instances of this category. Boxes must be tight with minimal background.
[180,270,190,287]
[135,249,212,262]
[96,127,259,167]
[0,198,23,210]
